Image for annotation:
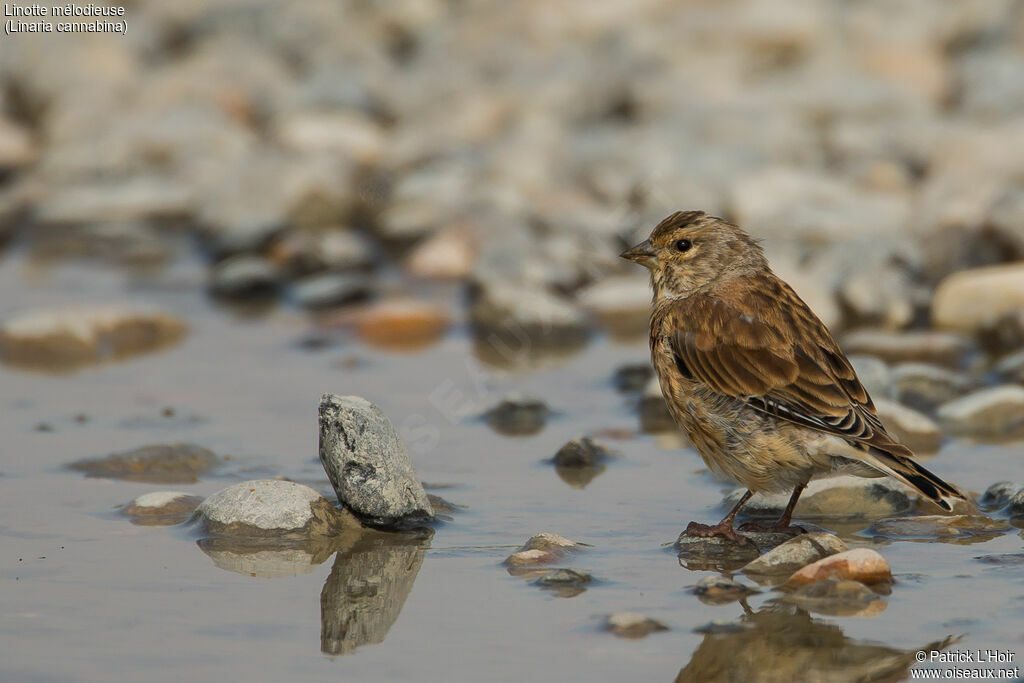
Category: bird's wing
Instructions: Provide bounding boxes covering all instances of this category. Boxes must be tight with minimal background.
[663,280,912,457]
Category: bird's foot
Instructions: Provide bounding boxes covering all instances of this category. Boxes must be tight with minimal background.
[737,521,807,536]
[683,520,755,546]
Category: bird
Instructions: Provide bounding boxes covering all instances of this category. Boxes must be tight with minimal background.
[621,210,965,543]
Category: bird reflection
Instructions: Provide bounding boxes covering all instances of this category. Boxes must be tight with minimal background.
[676,601,955,683]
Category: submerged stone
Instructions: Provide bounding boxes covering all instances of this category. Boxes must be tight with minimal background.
[123,491,203,526]
[68,443,219,484]
[783,579,888,618]
[867,515,1012,543]
[693,575,759,605]
[605,613,669,638]
[742,533,849,577]
[484,395,551,436]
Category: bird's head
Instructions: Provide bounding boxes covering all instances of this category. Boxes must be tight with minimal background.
[620,210,767,298]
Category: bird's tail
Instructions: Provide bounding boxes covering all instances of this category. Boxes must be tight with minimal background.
[859,447,966,512]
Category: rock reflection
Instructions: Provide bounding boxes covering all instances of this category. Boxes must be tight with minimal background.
[198,537,337,578]
[320,529,432,656]
[676,603,954,683]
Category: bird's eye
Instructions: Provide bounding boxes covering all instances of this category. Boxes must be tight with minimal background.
[674,238,692,253]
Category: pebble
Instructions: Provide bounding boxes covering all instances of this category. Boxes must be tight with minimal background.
[0,306,187,371]
[208,255,281,301]
[936,385,1024,435]
[890,363,972,412]
[933,264,1024,334]
[354,300,449,350]
[725,476,915,521]
[469,282,590,349]
[783,579,888,618]
[866,515,1011,542]
[483,395,551,436]
[676,531,792,572]
[318,394,434,528]
[268,229,375,276]
[504,549,557,568]
[293,272,371,310]
[551,437,615,468]
[842,329,972,367]
[535,568,592,587]
[692,575,759,605]
[34,177,194,228]
[123,491,204,526]
[979,481,1017,510]
[577,274,652,340]
[848,355,893,400]
[405,226,477,279]
[604,613,669,639]
[194,480,354,538]
[784,548,892,587]
[873,399,944,453]
[742,532,849,577]
[68,443,219,484]
[1008,489,1024,517]
[613,363,653,393]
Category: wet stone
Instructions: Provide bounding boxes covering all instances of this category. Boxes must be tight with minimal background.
[318,394,433,528]
[0,306,187,371]
[676,532,793,572]
[604,613,669,639]
[932,263,1024,335]
[269,229,375,277]
[979,481,1017,510]
[1005,489,1024,517]
[293,272,372,311]
[483,395,551,436]
[469,282,590,349]
[784,548,892,587]
[194,480,355,539]
[936,385,1024,435]
[551,437,615,468]
[505,533,580,572]
[577,274,652,340]
[355,300,448,351]
[783,578,888,618]
[873,399,944,453]
[866,515,1011,543]
[504,549,557,568]
[742,532,849,577]
[848,355,893,400]
[68,443,219,484]
[842,329,972,367]
[404,226,477,280]
[693,575,759,605]
[613,363,653,393]
[891,363,972,412]
[534,568,592,597]
[209,255,281,301]
[726,476,915,522]
[123,491,204,526]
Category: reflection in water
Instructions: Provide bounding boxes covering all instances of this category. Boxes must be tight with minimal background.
[198,537,337,578]
[320,530,432,656]
[676,602,955,683]
[554,463,606,489]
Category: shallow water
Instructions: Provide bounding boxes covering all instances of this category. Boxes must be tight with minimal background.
[2,254,1023,683]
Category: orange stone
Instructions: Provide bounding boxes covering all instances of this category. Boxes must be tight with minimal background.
[356,301,449,350]
[784,548,892,587]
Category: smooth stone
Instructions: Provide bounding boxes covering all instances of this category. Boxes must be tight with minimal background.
[504,549,556,568]
[613,363,653,393]
[551,437,615,468]
[195,480,353,538]
[676,532,792,572]
[534,568,593,596]
[848,355,893,400]
[27,221,172,267]
[318,394,433,528]
[68,443,219,484]
[890,363,972,412]
[993,349,1024,383]
[34,177,194,228]
[0,116,35,170]
[979,481,1017,509]
[521,532,578,553]
[783,579,888,618]
[842,329,972,367]
[604,613,669,639]
[784,548,892,587]
[208,255,281,301]
[577,274,652,339]
[0,306,187,371]
[269,229,375,276]
[293,272,371,310]
[1008,489,1024,517]
[354,300,448,350]
[933,264,1024,334]
[483,395,551,436]
[404,226,477,279]
[725,476,915,521]
[866,515,1011,542]
[693,575,759,605]
[873,399,944,453]
[742,533,849,576]
[275,111,385,162]
[123,491,203,525]
[469,282,590,348]
[936,385,1024,435]
[639,376,676,433]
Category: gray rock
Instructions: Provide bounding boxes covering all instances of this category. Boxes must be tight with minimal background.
[891,363,972,412]
[535,568,592,587]
[318,394,433,527]
[874,398,944,454]
[68,443,219,484]
[992,349,1024,383]
[676,531,793,572]
[0,306,187,371]
[34,177,194,228]
[483,395,551,436]
[867,515,1011,543]
[209,255,281,301]
[693,575,759,605]
[613,363,654,393]
[726,476,915,521]
[839,265,914,330]
[1008,489,1024,517]
[604,613,669,639]
[272,229,375,276]
[842,329,972,367]
[552,437,615,468]
[577,274,652,339]
[742,533,849,577]
[469,281,590,349]
[195,479,353,538]
[293,272,372,310]
[980,481,1017,509]
[848,355,893,400]
[936,385,1024,435]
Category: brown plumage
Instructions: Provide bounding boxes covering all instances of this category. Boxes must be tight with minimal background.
[622,210,964,542]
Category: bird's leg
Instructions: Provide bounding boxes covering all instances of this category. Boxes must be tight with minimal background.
[739,483,807,535]
[683,489,754,545]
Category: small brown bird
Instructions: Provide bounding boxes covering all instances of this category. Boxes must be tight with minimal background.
[622,210,964,543]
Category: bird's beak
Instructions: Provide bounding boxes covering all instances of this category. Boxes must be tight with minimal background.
[620,239,656,268]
